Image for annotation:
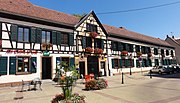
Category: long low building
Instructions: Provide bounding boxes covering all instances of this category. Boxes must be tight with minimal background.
[0,0,176,86]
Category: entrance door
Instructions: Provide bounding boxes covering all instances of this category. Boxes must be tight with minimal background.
[42,57,52,79]
[101,62,106,76]
[79,62,85,79]
[87,56,99,76]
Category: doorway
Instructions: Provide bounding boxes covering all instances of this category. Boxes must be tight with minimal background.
[42,57,52,79]
[87,56,99,76]
[79,62,85,79]
[101,61,106,76]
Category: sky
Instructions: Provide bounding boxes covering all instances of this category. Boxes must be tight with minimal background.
[28,0,180,40]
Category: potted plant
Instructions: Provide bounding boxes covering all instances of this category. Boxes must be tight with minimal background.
[85,47,93,53]
[52,62,85,103]
[90,32,98,38]
[94,48,103,54]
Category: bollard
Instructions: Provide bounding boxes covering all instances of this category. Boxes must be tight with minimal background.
[130,67,132,75]
[150,70,152,79]
[121,72,124,84]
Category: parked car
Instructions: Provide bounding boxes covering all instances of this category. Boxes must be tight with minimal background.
[150,66,172,74]
[170,64,180,73]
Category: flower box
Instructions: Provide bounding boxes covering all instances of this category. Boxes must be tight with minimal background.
[121,51,128,56]
[90,32,98,38]
[85,78,108,90]
[94,48,103,54]
[136,52,142,57]
[85,47,93,53]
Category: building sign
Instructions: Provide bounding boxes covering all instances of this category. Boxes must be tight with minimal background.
[43,51,50,56]
[6,50,37,54]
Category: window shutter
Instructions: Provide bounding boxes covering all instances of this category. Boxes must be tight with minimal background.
[111,41,115,50]
[147,59,149,67]
[52,31,57,44]
[36,28,42,43]
[125,44,129,51]
[125,59,129,67]
[70,57,75,67]
[136,60,139,67]
[69,33,74,46]
[112,59,115,68]
[10,24,18,41]
[0,22,2,38]
[0,57,7,75]
[101,40,104,49]
[9,57,16,75]
[30,27,36,43]
[31,57,37,73]
[56,32,61,45]
[82,36,86,49]
[118,42,122,51]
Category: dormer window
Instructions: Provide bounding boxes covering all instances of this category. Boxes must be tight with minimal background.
[86,23,97,32]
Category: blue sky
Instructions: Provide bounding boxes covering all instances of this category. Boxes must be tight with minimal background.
[29,0,180,39]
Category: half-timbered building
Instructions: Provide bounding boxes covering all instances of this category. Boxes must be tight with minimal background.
[0,0,79,85]
[103,25,176,75]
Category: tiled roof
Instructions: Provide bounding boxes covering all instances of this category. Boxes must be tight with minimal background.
[175,39,180,45]
[103,24,173,47]
[0,0,80,26]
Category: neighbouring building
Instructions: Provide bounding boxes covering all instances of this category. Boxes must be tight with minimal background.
[165,35,180,64]
[0,0,176,85]
[103,25,176,75]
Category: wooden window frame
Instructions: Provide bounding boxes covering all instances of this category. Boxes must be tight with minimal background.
[86,23,97,32]
[42,30,51,44]
[61,33,69,45]
[18,27,30,43]
[16,56,31,75]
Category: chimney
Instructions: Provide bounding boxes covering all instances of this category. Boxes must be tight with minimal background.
[172,36,174,39]
[166,35,169,38]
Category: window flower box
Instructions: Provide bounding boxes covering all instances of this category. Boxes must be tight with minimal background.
[136,52,142,57]
[85,47,93,53]
[121,51,128,56]
[90,32,98,38]
[94,48,103,54]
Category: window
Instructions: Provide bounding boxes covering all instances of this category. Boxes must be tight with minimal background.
[94,39,102,48]
[146,47,151,53]
[86,23,97,32]
[62,57,70,66]
[135,45,140,52]
[171,50,174,56]
[18,27,29,42]
[154,48,158,55]
[122,43,126,51]
[114,59,119,69]
[128,44,133,52]
[155,59,159,66]
[161,49,164,55]
[112,41,118,51]
[141,46,146,54]
[17,57,30,73]
[42,30,51,43]
[86,37,92,47]
[61,33,69,45]
[166,50,169,56]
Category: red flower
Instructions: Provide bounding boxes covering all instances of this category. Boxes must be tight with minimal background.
[90,32,98,38]
[85,47,93,53]
[121,51,128,56]
[94,48,103,54]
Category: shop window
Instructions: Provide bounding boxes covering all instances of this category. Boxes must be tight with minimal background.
[17,57,30,73]
[18,27,29,42]
[86,23,97,32]
[42,30,51,43]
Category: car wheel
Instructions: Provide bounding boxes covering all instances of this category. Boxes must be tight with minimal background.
[158,71,162,75]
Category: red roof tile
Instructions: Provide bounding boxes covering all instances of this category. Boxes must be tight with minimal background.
[0,0,80,26]
[175,39,180,45]
[103,24,172,47]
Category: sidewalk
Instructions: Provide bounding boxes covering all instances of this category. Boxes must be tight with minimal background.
[0,72,180,103]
